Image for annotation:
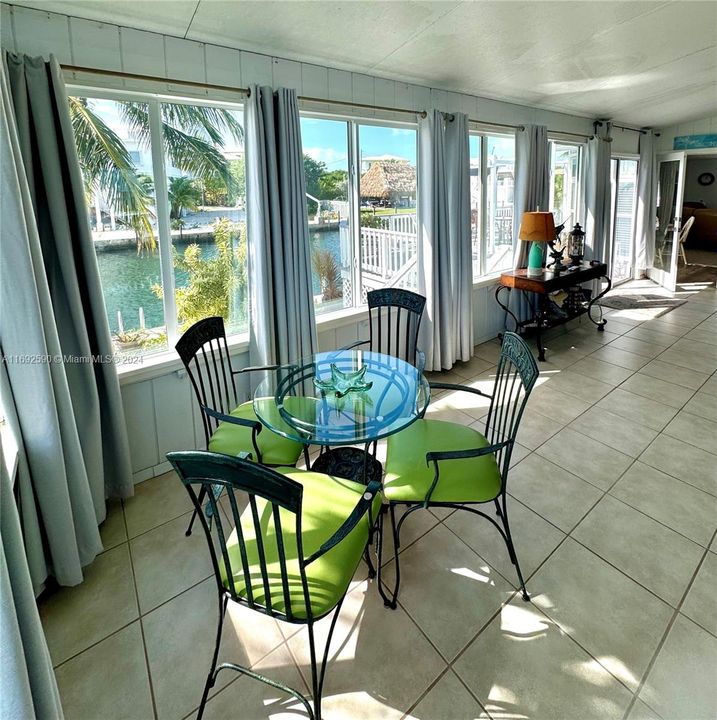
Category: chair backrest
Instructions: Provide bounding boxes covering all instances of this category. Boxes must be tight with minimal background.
[366,288,426,365]
[484,332,539,476]
[679,215,695,245]
[176,317,238,447]
[167,450,313,623]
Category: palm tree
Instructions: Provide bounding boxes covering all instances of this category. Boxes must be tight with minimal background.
[69,98,243,250]
[168,176,201,220]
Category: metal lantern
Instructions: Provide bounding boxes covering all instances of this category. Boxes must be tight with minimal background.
[568,223,585,266]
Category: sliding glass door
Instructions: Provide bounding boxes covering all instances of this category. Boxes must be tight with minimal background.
[609,157,638,284]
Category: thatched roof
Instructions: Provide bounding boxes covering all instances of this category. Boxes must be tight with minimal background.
[360,160,416,199]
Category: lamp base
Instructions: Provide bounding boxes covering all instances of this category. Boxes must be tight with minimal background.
[527,241,545,278]
[526,266,544,277]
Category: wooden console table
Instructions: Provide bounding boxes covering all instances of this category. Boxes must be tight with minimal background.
[495,262,611,361]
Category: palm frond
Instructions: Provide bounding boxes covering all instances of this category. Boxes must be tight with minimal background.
[69,97,155,250]
[162,103,244,144]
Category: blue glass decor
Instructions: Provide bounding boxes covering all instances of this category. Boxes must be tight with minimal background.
[314,363,373,398]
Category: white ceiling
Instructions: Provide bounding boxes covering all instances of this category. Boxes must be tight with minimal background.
[9,0,717,127]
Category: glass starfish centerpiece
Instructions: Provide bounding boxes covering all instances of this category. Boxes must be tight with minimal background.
[314,363,373,398]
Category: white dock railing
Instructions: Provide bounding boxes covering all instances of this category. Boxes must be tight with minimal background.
[361,227,416,281]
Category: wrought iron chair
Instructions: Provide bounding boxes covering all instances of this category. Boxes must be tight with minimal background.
[176,316,306,535]
[377,332,539,607]
[167,451,381,720]
[346,288,426,367]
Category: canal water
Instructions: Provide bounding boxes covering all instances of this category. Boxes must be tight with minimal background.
[96,228,341,334]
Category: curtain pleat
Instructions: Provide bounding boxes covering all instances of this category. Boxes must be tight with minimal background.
[246,85,317,371]
[1,53,133,591]
[417,110,473,371]
[584,126,613,267]
[634,131,658,276]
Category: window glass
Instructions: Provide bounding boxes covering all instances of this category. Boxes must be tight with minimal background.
[69,97,166,355]
[358,124,418,299]
[550,142,581,226]
[610,158,638,283]
[469,135,482,279]
[299,117,352,315]
[160,102,247,336]
[485,135,515,275]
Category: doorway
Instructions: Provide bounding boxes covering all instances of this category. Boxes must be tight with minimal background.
[609,157,638,284]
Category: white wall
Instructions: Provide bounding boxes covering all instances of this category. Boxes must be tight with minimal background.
[0,2,621,480]
[656,115,717,153]
[684,157,717,208]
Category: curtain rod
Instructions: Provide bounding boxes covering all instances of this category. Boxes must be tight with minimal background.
[595,119,660,137]
[468,117,592,140]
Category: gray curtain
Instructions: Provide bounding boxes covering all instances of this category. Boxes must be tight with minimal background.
[634,130,658,275]
[417,110,473,371]
[511,124,549,320]
[1,54,133,591]
[245,85,317,370]
[1,443,64,720]
[584,123,612,266]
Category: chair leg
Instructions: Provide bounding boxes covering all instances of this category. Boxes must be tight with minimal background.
[302,444,311,470]
[197,592,228,720]
[186,485,207,537]
[498,497,529,601]
[376,504,400,609]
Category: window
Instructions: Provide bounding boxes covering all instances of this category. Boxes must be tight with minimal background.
[299,116,418,312]
[69,94,246,355]
[610,158,639,283]
[549,142,581,226]
[469,133,515,279]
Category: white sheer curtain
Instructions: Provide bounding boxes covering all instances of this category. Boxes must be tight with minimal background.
[634,131,658,276]
[245,85,317,370]
[417,110,473,371]
[511,124,550,321]
[584,123,612,267]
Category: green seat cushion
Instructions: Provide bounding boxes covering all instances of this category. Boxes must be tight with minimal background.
[384,419,502,504]
[220,468,382,620]
[208,401,303,466]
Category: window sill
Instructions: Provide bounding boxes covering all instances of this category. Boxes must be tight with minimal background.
[472,273,503,289]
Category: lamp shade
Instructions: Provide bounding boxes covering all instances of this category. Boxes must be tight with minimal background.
[519,211,556,243]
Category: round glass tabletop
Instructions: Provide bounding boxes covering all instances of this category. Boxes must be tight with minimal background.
[253,350,430,446]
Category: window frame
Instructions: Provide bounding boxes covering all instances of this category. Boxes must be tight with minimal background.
[66,85,248,352]
[548,138,584,229]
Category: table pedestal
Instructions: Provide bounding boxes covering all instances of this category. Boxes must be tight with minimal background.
[311,447,383,485]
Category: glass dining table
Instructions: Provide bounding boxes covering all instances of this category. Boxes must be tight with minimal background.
[253,349,430,484]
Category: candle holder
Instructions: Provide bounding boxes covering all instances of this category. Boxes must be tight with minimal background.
[568,223,585,266]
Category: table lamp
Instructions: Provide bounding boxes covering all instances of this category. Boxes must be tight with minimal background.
[519,211,556,277]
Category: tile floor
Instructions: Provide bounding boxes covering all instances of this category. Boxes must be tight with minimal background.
[40,281,717,720]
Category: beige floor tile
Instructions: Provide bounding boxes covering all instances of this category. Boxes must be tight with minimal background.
[639,319,688,338]
[130,511,214,613]
[381,524,512,660]
[287,581,446,716]
[427,386,492,421]
[197,644,308,720]
[407,670,486,720]
[611,462,717,547]
[423,403,476,426]
[620,373,696,409]
[638,615,717,720]
[572,495,703,607]
[123,471,193,538]
[625,698,663,720]
[454,598,633,720]
[546,324,619,346]
[663,410,717,455]
[591,346,650,371]
[54,622,153,720]
[639,358,711,390]
[685,327,717,347]
[378,505,440,564]
[656,347,717,376]
[451,355,495,380]
[683,390,717,423]
[608,335,666,359]
[567,356,635,386]
[537,427,633,491]
[100,498,127,552]
[143,578,285,720]
[524,386,592,425]
[625,326,680,348]
[699,373,717,397]
[40,544,138,666]
[508,454,602,532]
[681,552,717,637]
[571,407,658,458]
[530,538,673,692]
[596,388,679,432]
[510,409,562,451]
[536,368,613,404]
[670,337,717,361]
[639,434,717,497]
[474,340,502,364]
[446,497,566,588]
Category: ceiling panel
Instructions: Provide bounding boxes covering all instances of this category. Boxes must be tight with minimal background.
[187,1,461,71]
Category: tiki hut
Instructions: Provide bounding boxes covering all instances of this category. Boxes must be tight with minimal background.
[360,160,416,207]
